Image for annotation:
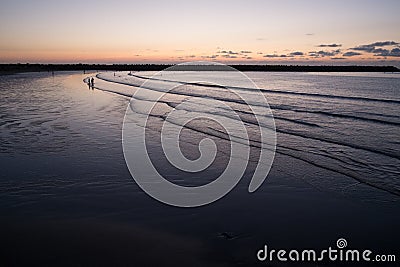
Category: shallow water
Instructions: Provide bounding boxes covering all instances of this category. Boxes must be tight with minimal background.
[97,70,400,197]
[0,71,399,266]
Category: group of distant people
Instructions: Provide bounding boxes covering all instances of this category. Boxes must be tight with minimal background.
[88,77,95,89]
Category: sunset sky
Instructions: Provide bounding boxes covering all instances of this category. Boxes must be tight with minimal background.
[1,0,399,64]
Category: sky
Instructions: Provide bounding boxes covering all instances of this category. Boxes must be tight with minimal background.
[0,0,399,64]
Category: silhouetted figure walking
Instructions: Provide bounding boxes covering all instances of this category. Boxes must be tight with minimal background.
[90,77,95,89]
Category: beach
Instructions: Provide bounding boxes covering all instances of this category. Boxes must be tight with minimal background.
[0,71,399,266]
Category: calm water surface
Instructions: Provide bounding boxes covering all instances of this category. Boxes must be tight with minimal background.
[0,71,399,266]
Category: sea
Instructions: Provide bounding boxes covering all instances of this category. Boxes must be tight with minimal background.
[0,70,399,266]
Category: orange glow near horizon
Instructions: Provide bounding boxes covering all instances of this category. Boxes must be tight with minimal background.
[1,1,399,64]
[0,51,389,64]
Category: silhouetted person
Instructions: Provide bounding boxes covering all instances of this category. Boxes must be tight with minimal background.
[91,77,95,89]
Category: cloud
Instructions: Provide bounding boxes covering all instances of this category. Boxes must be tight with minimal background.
[317,44,342,47]
[331,57,346,60]
[351,46,375,52]
[263,54,287,58]
[373,47,400,57]
[240,50,252,54]
[342,51,361,57]
[390,47,400,55]
[256,38,267,41]
[221,54,238,58]
[351,41,399,53]
[369,41,399,47]
[218,50,239,55]
[305,33,314,36]
[201,55,218,59]
[262,51,304,58]
[308,49,341,58]
[289,51,304,56]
